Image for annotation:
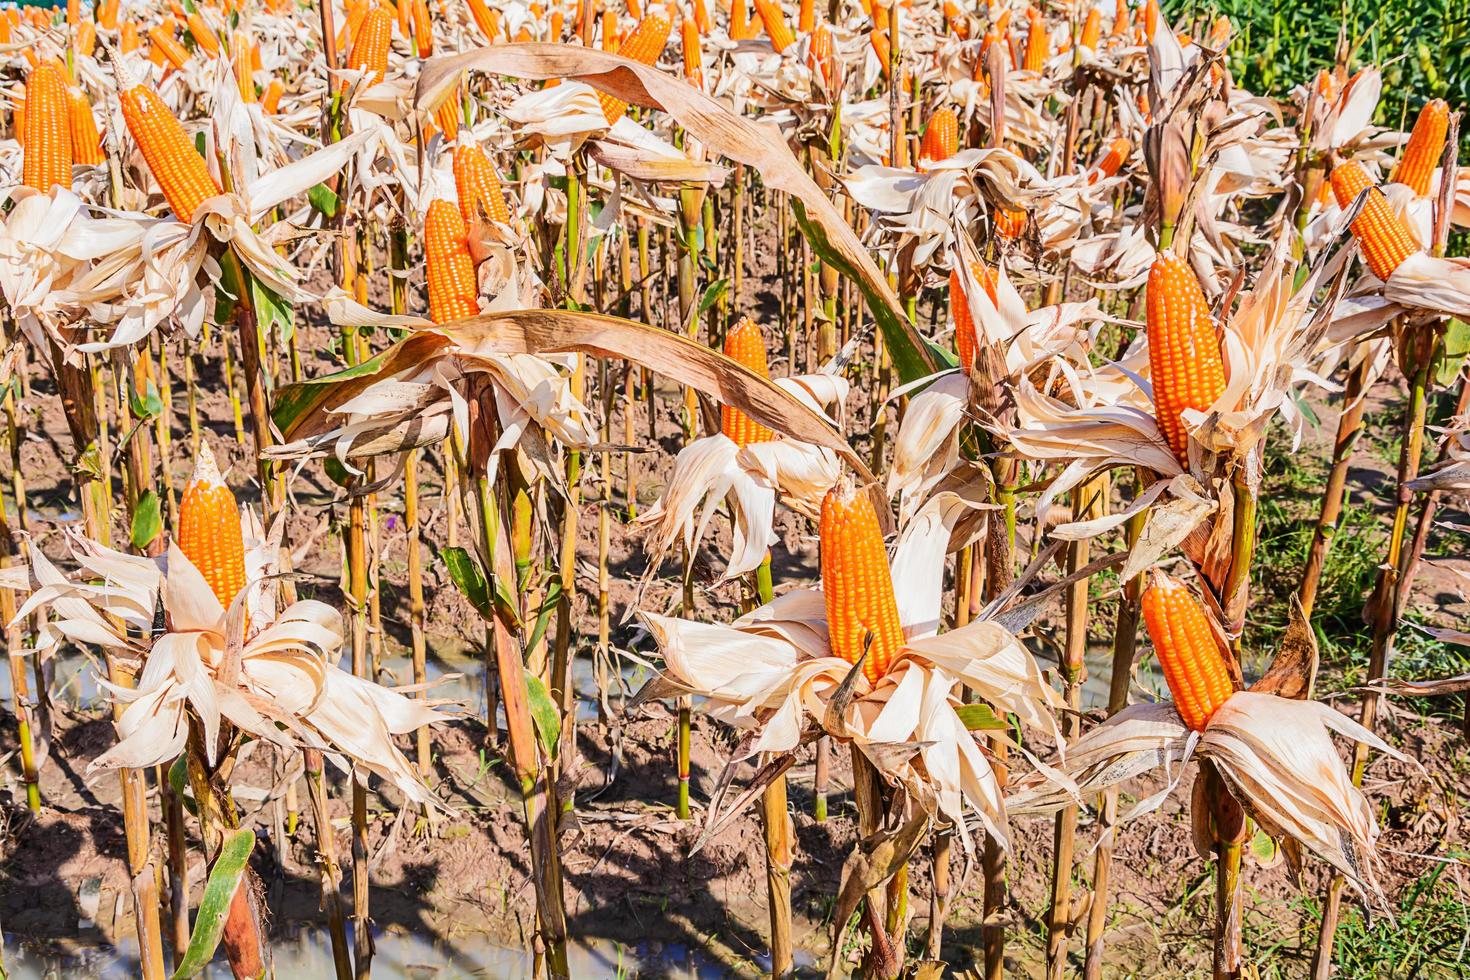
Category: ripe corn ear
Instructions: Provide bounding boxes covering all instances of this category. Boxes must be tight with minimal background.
[1141,572,1234,732]
[820,480,904,685]
[149,26,192,70]
[1023,10,1047,70]
[949,262,997,373]
[1145,253,1226,461]
[719,317,775,448]
[425,199,480,324]
[1389,99,1449,199]
[1080,6,1099,48]
[178,442,248,609]
[754,0,793,52]
[919,107,959,164]
[347,5,393,83]
[22,60,72,191]
[453,143,511,226]
[67,86,104,166]
[1330,161,1419,281]
[1086,136,1130,184]
[600,12,670,125]
[119,83,221,222]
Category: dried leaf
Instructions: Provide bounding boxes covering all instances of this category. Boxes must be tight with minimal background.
[1250,595,1317,700]
[827,814,930,980]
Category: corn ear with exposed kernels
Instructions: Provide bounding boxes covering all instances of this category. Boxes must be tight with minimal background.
[1145,253,1227,461]
[820,480,904,685]
[1141,572,1235,732]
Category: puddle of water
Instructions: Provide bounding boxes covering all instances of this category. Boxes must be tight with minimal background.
[3,926,739,979]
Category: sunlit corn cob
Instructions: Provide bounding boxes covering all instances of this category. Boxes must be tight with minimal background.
[67,0,79,27]
[1145,253,1226,461]
[601,10,620,50]
[919,107,959,164]
[949,261,997,373]
[1329,161,1419,281]
[76,20,96,60]
[754,0,793,52]
[347,5,392,84]
[453,142,511,226]
[396,0,412,37]
[1141,572,1234,732]
[339,2,367,52]
[425,199,480,324]
[1080,7,1099,48]
[466,0,501,42]
[262,78,284,113]
[178,442,248,609]
[434,86,461,140]
[808,20,833,88]
[149,25,192,70]
[995,205,1025,240]
[121,20,141,53]
[798,0,814,33]
[1312,68,1336,105]
[1022,9,1047,70]
[942,0,967,39]
[719,317,775,448]
[870,26,891,78]
[99,0,119,30]
[600,11,671,125]
[411,0,433,57]
[681,14,704,89]
[21,60,72,192]
[820,480,904,686]
[1390,99,1449,199]
[730,0,750,39]
[187,11,220,55]
[550,9,564,40]
[1086,136,1130,184]
[119,81,222,222]
[0,15,10,44]
[691,0,711,33]
[233,31,256,103]
[976,28,1000,77]
[67,87,104,166]
[1141,0,1157,39]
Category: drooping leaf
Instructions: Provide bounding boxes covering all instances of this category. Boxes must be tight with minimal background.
[170,829,255,979]
[524,671,561,761]
[441,546,494,622]
[307,182,341,219]
[954,702,1011,731]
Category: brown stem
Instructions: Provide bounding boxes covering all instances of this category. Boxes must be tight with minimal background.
[1298,354,1371,617]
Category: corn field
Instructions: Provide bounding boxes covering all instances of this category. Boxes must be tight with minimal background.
[0,0,1467,976]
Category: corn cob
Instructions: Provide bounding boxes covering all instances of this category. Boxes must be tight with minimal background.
[67,87,105,166]
[187,11,221,55]
[943,0,968,39]
[627,0,643,19]
[434,85,462,140]
[67,0,79,28]
[453,142,511,226]
[995,205,1025,240]
[177,441,248,610]
[550,9,565,40]
[22,61,72,192]
[411,0,433,57]
[1080,7,1099,48]
[730,0,750,39]
[808,20,833,88]
[798,0,814,33]
[425,199,480,323]
[1141,0,1157,39]
[870,25,891,79]
[1145,253,1227,461]
[692,0,711,34]
[233,31,256,103]
[1330,161,1419,281]
[719,317,775,448]
[119,81,222,222]
[339,1,367,51]
[949,261,997,372]
[1086,136,1130,184]
[149,25,192,70]
[820,480,904,686]
[1022,9,1047,71]
[919,107,959,164]
[754,0,793,52]
[1141,572,1234,732]
[121,20,142,53]
[0,14,10,44]
[600,11,670,125]
[397,0,412,37]
[76,20,96,60]
[262,78,285,113]
[601,9,620,50]
[681,14,704,89]
[99,0,120,30]
[348,5,393,83]
[1390,99,1449,199]
[466,0,501,42]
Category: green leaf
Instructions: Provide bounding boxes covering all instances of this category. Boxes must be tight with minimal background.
[170,828,255,979]
[213,250,243,324]
[696,278,728,317]
[271,346,396,436]
[953,703,1011,731]
[322,456,354,489]
[130,492,163,551]
[128,381,164,422]
[168,756,198,817]
[442,546,494,622]
[307,182,340,219]
[790,199,943,385]
[1437,318,1470,386]
[524,671,561,761]
[250,278,295,353]
[525,580,564,657]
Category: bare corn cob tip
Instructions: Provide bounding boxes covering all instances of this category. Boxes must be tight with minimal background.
[1390,99,1449,199]
[1145,252,1226,462]
[262,78,285,114]
[820,479,904,686]
[754,0,793,52]
[1086,136,1130,184]
[949,261,997,373]
[149,25,192,70]
[1022,8,1048,71]
[1079,7,1099,49]
[187,11,221,55]
[347,5,393,83]
[1141,572,1234,732]
[681,14,704,89]
[808,20,833,88]
[719,317,775,448]
[67,87,105,166]
[918,107,959,165]
[116,69,221,223]
[411,0,433,58]
[599,11,671,125]
[453,142,511,226]
[1329,161,1419,281]
[425,199,480,324]
[22,60,72,193]
[798,0,815,34]
[466,0,501,42]
[178,440,248,609]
